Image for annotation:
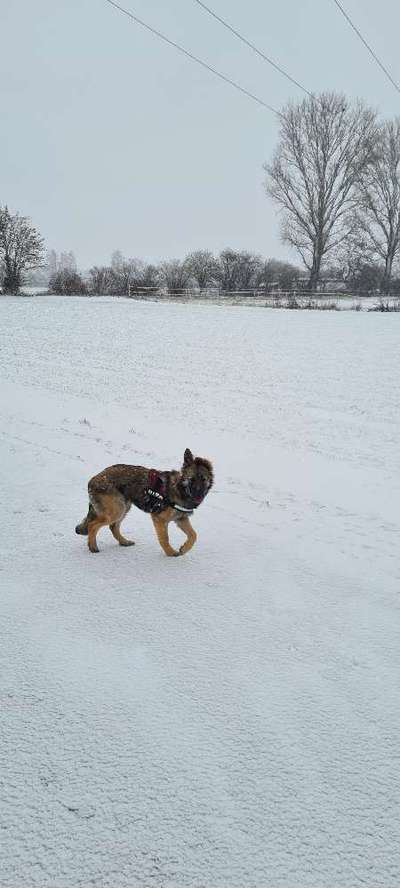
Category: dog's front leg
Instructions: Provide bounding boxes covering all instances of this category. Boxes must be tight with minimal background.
[151,513,179,557]
[177,516,197,556]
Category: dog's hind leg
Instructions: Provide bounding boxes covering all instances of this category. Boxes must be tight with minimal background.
[110,519,135,547]
[176,516,197,556]
[109,498,134,547]
[75,503,96,536]
[86,493,127,553]
[87,516,110,553]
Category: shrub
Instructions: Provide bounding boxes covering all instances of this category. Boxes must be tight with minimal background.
[49,269,87,295]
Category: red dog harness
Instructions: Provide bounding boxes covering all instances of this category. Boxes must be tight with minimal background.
[143,470,204,515]
[141,469,168,513]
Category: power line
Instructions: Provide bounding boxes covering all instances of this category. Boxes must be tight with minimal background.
[332,0,400,95]
[193,0,311,96]
[104,0,280,115]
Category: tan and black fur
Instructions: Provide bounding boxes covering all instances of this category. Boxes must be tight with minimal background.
[75,448,213,557]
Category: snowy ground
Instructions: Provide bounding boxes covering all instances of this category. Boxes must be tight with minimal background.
[1,295,400,888]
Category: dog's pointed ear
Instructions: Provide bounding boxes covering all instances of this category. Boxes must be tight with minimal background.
[183,448,194,467]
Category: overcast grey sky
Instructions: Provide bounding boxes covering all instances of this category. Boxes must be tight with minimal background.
[1,0,400,268]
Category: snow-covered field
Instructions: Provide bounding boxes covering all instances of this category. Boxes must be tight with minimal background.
[1,295,400,888]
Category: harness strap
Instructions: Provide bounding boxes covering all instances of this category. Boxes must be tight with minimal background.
[148,469,166,494]
[135,469,168,514]
[171,503,194,513]
[144,470,203,514]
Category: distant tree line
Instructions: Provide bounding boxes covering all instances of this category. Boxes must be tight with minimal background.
[78,250,302,297]
[33,247,301,297]
[2,91,400,297]
[47,246,400,298]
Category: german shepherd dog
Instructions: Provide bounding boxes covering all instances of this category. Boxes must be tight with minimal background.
[75,448,213,557]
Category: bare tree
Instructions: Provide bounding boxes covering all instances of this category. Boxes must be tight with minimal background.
[47,249,58,278]
[213,249,237,292]
[109,253,161,295]
[265,93,377,290]
[130,261,160,292]
[159,259,192,294]
[185,250,217,290]
[88,265,114,295]
[357,118,400,294]
[258,259,300,292]
[110,250,124,270]
[214,249,262,292]
[141,264,160,290]
[59,250,77,272]
[109,254,137,295]
[109,252,157,295]
[330,223,373,286]
[43,249,77,282]
[0,206,45,294]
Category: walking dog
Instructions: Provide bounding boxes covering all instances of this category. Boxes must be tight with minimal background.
[75,448,213,557]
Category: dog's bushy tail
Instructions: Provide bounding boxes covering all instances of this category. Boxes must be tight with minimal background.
[75,503,96,535]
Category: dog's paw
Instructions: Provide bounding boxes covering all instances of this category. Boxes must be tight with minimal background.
[179,543,196,556]
[89,544,99,554]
